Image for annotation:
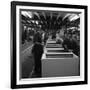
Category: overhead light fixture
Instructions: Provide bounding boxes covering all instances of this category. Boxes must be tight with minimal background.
[21,11,32,18]
[69,14,79,21]
[63,13,71,20]
[33,12,40,19]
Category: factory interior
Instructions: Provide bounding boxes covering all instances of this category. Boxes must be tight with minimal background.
[20,10,80,78]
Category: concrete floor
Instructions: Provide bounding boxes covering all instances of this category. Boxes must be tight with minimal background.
[20,41,34,78]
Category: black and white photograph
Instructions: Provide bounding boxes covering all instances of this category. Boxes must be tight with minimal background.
[20,10,80,78]
[11,1,87,89]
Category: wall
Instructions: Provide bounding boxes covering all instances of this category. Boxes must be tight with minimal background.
[0,0,89,90]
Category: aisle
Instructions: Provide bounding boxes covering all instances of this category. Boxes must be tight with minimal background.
[21,38,80,78]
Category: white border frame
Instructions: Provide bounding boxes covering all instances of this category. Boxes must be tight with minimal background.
[16,5,85,85]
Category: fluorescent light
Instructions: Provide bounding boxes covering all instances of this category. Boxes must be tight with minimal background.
[63,13,71,20]
[69,14,79,21]
[21,11,32,18]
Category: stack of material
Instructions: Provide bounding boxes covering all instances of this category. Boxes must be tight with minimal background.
[41,39,79,77]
